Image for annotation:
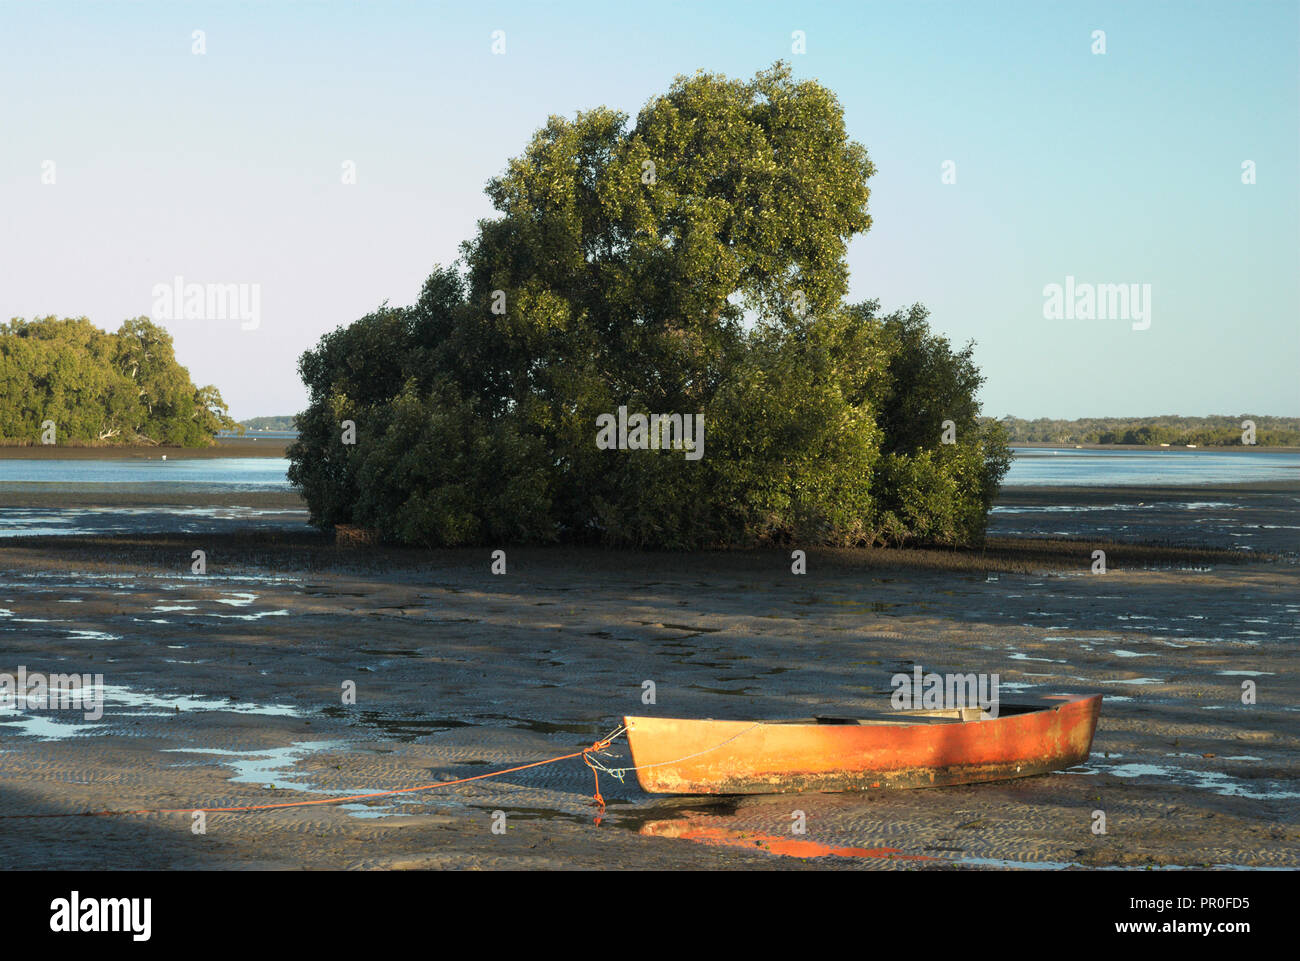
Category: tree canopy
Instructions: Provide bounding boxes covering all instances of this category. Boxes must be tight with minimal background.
[288,64,1011,548]
[0,316,238,446]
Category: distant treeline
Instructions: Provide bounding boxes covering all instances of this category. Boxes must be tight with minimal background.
[240,416,297,431]
[0,316,238,446]
[995,415,1300,447]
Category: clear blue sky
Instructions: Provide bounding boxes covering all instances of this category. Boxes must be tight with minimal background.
[2,0,1296,420]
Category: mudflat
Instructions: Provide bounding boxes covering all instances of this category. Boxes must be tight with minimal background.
[0,484,1296,869]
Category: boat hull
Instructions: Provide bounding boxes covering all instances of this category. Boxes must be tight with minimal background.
[623,694,1101,795]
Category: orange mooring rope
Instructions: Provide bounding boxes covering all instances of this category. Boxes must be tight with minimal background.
[0,729,625,820]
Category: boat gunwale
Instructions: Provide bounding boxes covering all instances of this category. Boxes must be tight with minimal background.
[625,693,1100,730]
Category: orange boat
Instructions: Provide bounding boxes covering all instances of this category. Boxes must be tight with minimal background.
[623,693,1101,794]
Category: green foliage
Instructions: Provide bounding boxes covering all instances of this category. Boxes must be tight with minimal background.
[850,300,1012,544]
[288,64,1010,549]
[0,316,236,446]
[352,385,555,547]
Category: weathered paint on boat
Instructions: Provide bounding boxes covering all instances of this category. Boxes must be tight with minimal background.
[623,693,1101,794]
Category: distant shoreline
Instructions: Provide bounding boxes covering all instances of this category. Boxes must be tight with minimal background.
[1012,441,1300,453]
[2,439,1297,460]
[0,437,291,459]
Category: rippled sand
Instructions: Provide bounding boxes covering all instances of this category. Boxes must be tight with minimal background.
[0,486,1296,869]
